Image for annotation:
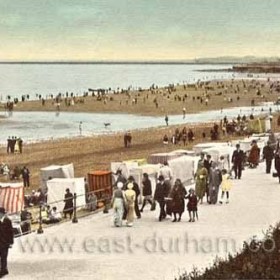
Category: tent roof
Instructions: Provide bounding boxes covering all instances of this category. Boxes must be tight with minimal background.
[48,177,84,183]
[0,182,23,188]
[40,163,73,171]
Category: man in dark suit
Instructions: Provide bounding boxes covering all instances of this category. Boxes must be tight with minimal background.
[232,144,244,179]
[204,154,213,203]
[0,207,14,278]
[154,175,169,221]
[263,141,274,174]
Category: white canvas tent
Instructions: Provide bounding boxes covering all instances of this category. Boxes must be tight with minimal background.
[46,178,85,213]
[202,146,234,171]
[168,155,200,186]
[169,149,195,157]
[128,164,161,198]
[192,142,229,155]
[40,163,74,193]
[111,161,139,182]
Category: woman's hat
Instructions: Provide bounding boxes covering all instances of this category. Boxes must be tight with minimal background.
[0,207,6,214]
[188,187,194,192]
[128,175,134,181]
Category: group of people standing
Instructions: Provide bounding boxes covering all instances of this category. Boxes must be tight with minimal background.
[111,163,199,227]
[195,153,232,206]
[6,136,23,154]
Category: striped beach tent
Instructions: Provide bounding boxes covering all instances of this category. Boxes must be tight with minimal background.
[0,182,24,214]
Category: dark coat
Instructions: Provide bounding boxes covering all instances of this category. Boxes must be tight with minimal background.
[142,179,152,196]
[248,144,260,165]
[169,185,187,214]
[232,149,244,164]
[275,154,280,175]
[203,159,212,173]
[64,192,74,211]
[21,168,30,179]
[0,216,14,248]
[263,145,274,161]
[154,182,169,203]
[186,194,198,212]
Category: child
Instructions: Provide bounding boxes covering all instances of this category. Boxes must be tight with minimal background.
[185,188,198,222]
[219,169,232,204]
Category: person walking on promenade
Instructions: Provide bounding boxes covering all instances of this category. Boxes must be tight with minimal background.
[195,160,208,204]
[219,169,232,204]
[274,149,280,183]
[248,140,260,168]
[169,179,186,222]
[158,161,173,192]
[232,144,244,179]
[111,182,126,227]
[208,162,222,205]
[124,176,141,219]
[185,188,198,222]
[124,183,136,227]
[140,173,153,212]
[0,207,14,278]
[21,166,30,188]
[63,188,74,219]
[154,175,169,221]
[263,141,274,174]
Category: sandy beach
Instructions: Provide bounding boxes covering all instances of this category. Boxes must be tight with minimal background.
[2,79,280,116]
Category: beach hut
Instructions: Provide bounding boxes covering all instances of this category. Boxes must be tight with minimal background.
[46,178,85,212]
[192,142,229,155]
[147,152,183,164]
[40,163,74,193]
[0,182,24,214]
[202,146,234,171]
[128,164,161,199]
[169,149,196,157]
[168,155,200,186]
[111,161,139,180]
[87,171,113,199]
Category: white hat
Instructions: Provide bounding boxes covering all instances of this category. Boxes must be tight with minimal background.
[117,182,123,189]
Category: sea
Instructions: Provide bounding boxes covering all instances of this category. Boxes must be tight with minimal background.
[0,63,278,143]
[0,63,238,100]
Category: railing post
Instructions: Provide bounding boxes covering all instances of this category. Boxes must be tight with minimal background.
[72,193,78,223]
[37,204,44,234]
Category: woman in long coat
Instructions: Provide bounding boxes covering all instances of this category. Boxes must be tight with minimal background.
[111,182,126,227]
[195,161,208,204]
[208,163,222,205]
[124,183,136,227]
[248,140,260,168]
[169,179,187,222]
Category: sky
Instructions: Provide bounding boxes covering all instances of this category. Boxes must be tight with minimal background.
[0,0,280,61]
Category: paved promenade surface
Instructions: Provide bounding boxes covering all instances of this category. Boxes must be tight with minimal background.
[7,162,280,280]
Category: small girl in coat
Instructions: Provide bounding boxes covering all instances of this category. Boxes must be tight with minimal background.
[185,188,198,222]
[219,169,232,204]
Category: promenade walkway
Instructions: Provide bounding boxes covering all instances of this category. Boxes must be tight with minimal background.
[9,162,280,280]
